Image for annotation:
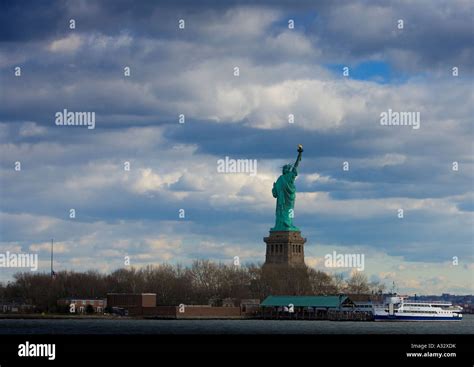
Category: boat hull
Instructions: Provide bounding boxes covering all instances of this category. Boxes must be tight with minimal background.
[374,315,462,321]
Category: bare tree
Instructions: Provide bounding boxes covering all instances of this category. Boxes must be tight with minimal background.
[308,269,338,295]
[4,261,380,312]
[346,272,370,294]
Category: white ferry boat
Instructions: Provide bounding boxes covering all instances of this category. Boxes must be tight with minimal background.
[373,296,463,321]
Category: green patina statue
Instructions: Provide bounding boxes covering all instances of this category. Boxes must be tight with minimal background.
[271,145,303,232]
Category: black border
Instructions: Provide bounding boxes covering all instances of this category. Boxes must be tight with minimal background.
[0,334,472,365]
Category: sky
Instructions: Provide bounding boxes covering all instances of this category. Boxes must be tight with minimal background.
[0,0,473,295]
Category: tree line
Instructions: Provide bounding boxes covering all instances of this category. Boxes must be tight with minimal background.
[0,261,385,312]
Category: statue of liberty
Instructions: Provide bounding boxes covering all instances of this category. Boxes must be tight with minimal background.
[271,145,303,231]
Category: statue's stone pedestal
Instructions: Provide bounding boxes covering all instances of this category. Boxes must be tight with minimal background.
[263,231,306,266]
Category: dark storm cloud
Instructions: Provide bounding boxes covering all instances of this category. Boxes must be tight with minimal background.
[2,0,472,69]
[310,0,474,73]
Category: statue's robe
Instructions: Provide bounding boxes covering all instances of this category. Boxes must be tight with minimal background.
[271,168,299,231]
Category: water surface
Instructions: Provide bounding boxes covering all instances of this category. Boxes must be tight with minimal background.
[0,315,472,334]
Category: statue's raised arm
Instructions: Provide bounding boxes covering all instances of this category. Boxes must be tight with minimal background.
[292,144,303,174]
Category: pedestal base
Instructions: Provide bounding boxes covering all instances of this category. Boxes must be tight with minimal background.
[263,231,306,266]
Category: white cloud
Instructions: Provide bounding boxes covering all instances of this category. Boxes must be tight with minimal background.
[199,7,281,40]
[89,33,133,50]
[366,153,407,167]
[29,241,69,253]
[132,168,181,194]
[19,122,46,137]
[305,173,334,184]
[297,192,469,218]
[48,34,83,53]
[265,31,317,57]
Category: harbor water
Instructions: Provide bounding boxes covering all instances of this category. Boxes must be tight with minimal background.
[0,314,473,334]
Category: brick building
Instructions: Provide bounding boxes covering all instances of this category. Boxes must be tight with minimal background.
[57,298,106,313]
[106,293,156,316]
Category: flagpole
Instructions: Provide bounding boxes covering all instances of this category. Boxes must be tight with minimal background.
[48,238,54,314]
[51,238,53,279]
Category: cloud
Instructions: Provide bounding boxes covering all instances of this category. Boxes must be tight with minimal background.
[198,6,281,40]
[29,241,69,254]
[19,122,47,137]
[132,168,181,194]
[313,0,474,74]
[48,34,83,53]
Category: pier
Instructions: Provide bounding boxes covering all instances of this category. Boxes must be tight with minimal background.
[259,295,374,321]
